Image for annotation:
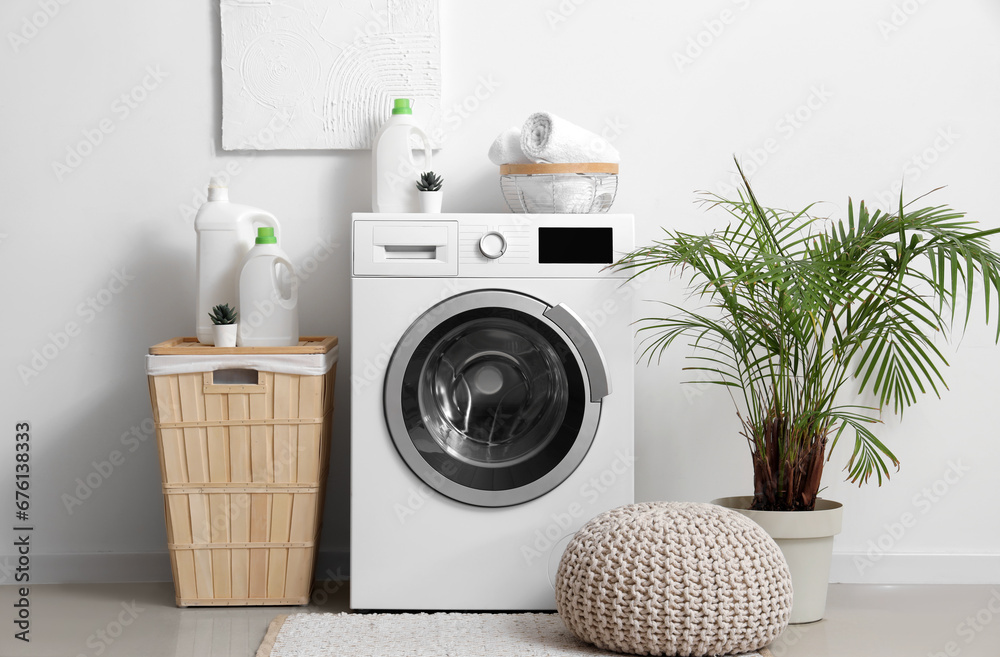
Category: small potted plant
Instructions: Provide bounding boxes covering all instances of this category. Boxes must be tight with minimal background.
[613,159,1000,623]
[416,171,444,213]
[209,303,238,347]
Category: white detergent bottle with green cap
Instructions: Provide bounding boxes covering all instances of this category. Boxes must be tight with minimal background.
[194,178,280,344]
[372,98,433,212]
[237,226,299,347]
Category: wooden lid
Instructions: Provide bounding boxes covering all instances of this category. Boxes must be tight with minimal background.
[499,162,619,175]
[149,336,338,355]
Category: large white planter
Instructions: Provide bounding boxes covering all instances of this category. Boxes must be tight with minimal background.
[714,496,843,624]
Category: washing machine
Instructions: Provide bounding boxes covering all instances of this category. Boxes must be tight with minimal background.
[350,213,634,610]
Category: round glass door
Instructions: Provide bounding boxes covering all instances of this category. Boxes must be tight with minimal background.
[384,290,606,507]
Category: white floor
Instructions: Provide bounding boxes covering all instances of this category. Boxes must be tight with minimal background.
[1,582,998,656]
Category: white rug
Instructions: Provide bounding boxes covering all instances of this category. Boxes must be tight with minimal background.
[255,612,772,657]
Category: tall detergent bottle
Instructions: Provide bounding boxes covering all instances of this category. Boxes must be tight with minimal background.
[237,227,299,347]
[194,179,279,344]
[372,98,433,212]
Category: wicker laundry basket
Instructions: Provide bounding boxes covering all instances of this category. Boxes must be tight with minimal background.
[146,337,337,606]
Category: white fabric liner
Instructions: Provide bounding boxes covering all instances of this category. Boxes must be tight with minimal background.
[146,345,337,377]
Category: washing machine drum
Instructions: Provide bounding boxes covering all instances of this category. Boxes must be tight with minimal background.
[384,290,609,507]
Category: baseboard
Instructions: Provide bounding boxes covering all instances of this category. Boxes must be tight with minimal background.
[0,551,171,585]
[0,550,350,586]
[1,550,996,586]
[830,553,1000,584]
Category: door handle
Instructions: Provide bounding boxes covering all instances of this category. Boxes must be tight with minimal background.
[543,303,611,402]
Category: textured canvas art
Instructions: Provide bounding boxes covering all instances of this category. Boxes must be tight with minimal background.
[221,0,441,150]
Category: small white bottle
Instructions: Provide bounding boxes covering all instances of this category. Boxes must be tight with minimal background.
[372,98,433,212]
[237,227,299,347]
[194,179,279,344]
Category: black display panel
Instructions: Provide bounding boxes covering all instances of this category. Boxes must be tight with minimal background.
[538,227,613,264]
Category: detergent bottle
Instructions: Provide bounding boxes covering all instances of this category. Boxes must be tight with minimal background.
[237,227,299,347]
[372,98,433,212]
[194,179,280,344]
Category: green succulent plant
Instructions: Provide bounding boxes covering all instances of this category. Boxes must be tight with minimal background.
[208,303,238,326]
[416,171,444,192]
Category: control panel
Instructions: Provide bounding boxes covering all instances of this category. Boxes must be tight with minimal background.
[352,214,633,278]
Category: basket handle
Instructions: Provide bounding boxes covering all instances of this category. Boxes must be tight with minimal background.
[202,370,267,394]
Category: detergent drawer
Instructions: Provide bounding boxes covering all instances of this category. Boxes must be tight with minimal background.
[353,219,459,277]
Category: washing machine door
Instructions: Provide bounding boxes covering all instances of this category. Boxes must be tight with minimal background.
[384,289,610,507]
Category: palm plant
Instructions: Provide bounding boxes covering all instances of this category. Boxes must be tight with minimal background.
[614,161,1000,511]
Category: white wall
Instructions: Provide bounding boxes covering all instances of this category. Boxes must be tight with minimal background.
[1,0,998,585]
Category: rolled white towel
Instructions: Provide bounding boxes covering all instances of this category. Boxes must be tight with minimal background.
[520,112,620,164]
[488,126,532,165]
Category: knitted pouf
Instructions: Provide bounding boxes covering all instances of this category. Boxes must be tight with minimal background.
[555,502,792,657]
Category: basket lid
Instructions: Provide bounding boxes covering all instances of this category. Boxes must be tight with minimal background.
[149,336,337,355]
[499,163,619,175]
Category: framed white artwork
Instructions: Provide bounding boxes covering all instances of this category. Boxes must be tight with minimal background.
[221,0,441,150]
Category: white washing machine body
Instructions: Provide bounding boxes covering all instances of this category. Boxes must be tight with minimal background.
[350,213,635,610]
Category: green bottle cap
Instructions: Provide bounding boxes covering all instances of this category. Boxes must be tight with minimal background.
[255,226,277,244]
[392,98,412,115]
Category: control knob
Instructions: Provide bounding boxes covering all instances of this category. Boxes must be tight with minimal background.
[479,231,507,259]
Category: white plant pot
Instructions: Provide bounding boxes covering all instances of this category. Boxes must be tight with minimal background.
[212,324,238,348]
[714,496,843,624]
[419,190,443,213]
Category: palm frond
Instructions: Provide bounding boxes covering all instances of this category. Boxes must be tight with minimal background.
[613,157,1000,503]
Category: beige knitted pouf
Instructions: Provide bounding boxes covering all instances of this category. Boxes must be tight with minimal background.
[555,502,792,657]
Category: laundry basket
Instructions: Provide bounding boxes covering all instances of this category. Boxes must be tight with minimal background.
[146,336,337,606]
